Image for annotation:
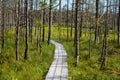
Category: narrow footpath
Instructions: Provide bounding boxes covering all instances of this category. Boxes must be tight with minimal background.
[45,40,68,80]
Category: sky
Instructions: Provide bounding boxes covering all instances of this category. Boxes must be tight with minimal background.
[33,0,73,10]
[61,0,72,8]
[49,0,73,9]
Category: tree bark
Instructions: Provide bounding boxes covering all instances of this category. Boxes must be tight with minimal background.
[58,0,62,40]
[118,0,120,45]
[29,0,33,42]
[15,0,20,61]
[70,0,74,37]
[47,0,52,45]
[1,0,5,51]
[79,0,83,38]
[66,0,69,41]
[24,0,28,60]
[42,0,46,42]
[113,1,117,41]
[75,0,80,66]
[100,0,109,69]
[89,17,92,59]
[95,0,99,43]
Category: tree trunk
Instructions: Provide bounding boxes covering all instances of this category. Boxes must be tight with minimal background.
[58,0,62,40]
[75,0,80,66]
[95,0,99,43]
[47,0,52,45]
[24,0,28,60]
[15,0,20,61]
[42,0,46,42]
[79,1,83,38]
[66,0,69,41]
[29,0,33,42]
[70,0,74,37]
[118,0,120,45]
[89,18,92,59]
[1,0,5,52]
[113,1,117,41]
[100,0,109,69]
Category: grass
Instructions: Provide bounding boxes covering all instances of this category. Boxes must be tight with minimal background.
[51,27,120,80]
[0,26,120,80]
[0,28,55,80]
[61,41,120,80]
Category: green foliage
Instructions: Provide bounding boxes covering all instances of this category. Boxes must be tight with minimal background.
[39,0,47,7]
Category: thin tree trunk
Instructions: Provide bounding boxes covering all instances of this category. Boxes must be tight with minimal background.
[1,0,5,51]
[100,0,109,69]
[42,0,46,42]
[113,1,117,41]
[66,0,69,41]
[24,0,28,60]
[29,0,33,42]
[15,0,20,61]
[47,0,52,45]
[95,0,99,43]
[79,1,83,38]
[58,0,62,40]
[118,0,120,46]
[34,0,38,36]
[75,0,80,66]
[70,0,74,37]
[89,17,92,58]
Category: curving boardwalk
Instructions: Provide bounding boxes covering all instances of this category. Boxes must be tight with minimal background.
[45,40,68,80]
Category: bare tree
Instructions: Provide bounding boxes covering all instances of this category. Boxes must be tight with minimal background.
[66,0,69,41]
[112,0,117,41]
[79,0,84,38]
[24,0,28,60]
[118,0,120,45]
[47,0,52,45]
[29,0,33,42]
[42,0,46,42]
[58,0,62,40]
[75,0,80,66]
[95,0,99,43]
[70,0,74,37]
[101,0,109,69]
[1,0,5,52]
[15,0,20,61]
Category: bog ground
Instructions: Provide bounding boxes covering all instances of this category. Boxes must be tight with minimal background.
[0,0,120,80]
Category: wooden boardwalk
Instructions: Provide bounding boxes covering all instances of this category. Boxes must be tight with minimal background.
[45,40,68,80]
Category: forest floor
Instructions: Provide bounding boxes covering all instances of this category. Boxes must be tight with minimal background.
[0,27,120,80]
[51,27,120,80]
[0,28,55,80]
[45,40,68,80]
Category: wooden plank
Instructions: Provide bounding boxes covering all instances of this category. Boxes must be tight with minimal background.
[45,40,68,80]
